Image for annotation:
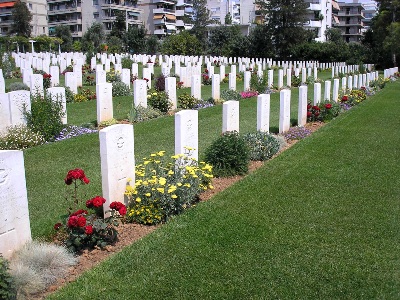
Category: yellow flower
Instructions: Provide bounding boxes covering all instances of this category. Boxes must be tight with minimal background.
[168,170,174,175]
[144,160,150,165]
[159,177,166,186]
[152,92,157,96]
[157,187,164,193]
[168,185,177,193]
[147,95,151,99]
[145,193,151,197]
[171,155,179,159]
[150,153,156,157]
[157,151,165,156]
[171,194,178,199]
[136,197,142,203]
[184,183,191,188]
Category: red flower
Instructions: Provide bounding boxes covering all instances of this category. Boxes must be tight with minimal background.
[119,206,127,216]
[312,106,320,111]
[325,104,332,109]
[204,75,209,80]
[314,112,320,117]
[85,225,93,235]
[307,104,312,110]
[110,201,127,216]
[86,196,106,208]
[144,78,149,82]
[307,112,312,117]
[342,95,348,102]
[67,216,79,228]
[54,223,63,230]
[77,216,86,227]
[70,209,88,216]
[65,168,90,185]
[204,69,208,74]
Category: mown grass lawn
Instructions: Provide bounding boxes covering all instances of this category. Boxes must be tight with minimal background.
[45,80,400,299]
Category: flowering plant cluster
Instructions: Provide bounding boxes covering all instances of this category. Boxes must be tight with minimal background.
[125,150,213,225]
[43,73,52,89]
[240,91,258,99]
[202,72,212,85]
[340,89,367,107]
[369,76,389,90]
[283,126,312,141]
[55,168,126,252]
[53,125,97,142]
[106,70,121,83]
[130,74,138,83]
[84,75,95,86]
[307,100,340,122]
[177,81,184,89]
[147,89,172,113]
[74,87,96,102]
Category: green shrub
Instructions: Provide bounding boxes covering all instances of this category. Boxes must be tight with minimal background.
[121,57,134,69]
[112,81,131,97]
[291,76,301,87]
[178,93,199,109]
[24,93,65,141]
[7,82,30,92]
[154,74,166,92]
[147,89,172,113]
[128,105,163,123]
[1,53,16,79]
[243,132,281,161]
[106,70,121,83]
[57,85,74,103]
[250,70,268,93]
[0,255,17,300]
[0,125,45,150]
[204,131,250,177]
[220,89,241,102]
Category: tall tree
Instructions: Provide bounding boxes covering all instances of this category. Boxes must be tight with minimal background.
[161,31,202,55]
[54,25,73,52]
[82,22,105,52]
[208,25,243,56]
[110,10,126,39]
[11,0,32,38]
[123,25,147,53]
[190,0,213,46]
[255,0,310,59]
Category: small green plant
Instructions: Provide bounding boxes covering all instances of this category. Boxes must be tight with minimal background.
[178,93,199,109]
[204,131,250,177]
[243,132,281,161]
[125,150,213,224]
[291,76,301,87]
[307,100,341,122]
[106,70,121,83]
[58,85,74,103]
[98,118,118,127]
[121,57,134,69]
[250,70,268,93]
[7,82,29,92]
[0,125,45,150]
[0,255,17,300]
[112,81,131,97]
[147,89,172,113]
[128,105,163,123]
[220,89,241,102]
[24,93,65,141]
[9,241,77,298]
[154,74,166,91]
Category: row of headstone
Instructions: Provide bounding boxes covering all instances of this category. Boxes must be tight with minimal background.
[384,67,399,78]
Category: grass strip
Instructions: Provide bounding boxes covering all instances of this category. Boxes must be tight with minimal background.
[47,80,400,299]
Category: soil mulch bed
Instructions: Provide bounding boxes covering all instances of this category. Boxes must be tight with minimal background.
[32,122,325,299]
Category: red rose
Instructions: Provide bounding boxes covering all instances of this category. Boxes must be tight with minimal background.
[204,69,208,73]
[342,95,348,101]
[77,216,86,227]
[307,112,312,117]
[119,206,127,216]
[85,225,93,235]
[315,112,320,117]
[65,168,90,185]
[312,106,320,111]
[307,104,312,110]
[67,216,78,228]
[54,223,63,230]
[325,104,332,109]
[91,196,106,208]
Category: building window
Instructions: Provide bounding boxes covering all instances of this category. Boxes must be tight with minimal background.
[93,12,99,18]
[93,0,98,5]
[29,3,32,9]
[43,27,45,33]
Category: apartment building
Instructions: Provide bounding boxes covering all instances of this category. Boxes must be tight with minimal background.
[47,0,142,39]
[0,0,48,36]
[335,0,364,42]
[303,0,333,42]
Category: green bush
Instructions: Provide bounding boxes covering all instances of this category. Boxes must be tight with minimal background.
[128,105,163,123]
[121,57,134,69]
[112,81,131,97]
[220,89,241,102]
[106,70,121,83]
[250,70,268,93]
[0,125,45,150]
[154,74,166,92]
[0,255,17,300]
[24,93,65,142]
[178,93,199,109]
[243,132,280,161]
[7,82,30,92]
[204,131,250,177]
[147,89,172,113]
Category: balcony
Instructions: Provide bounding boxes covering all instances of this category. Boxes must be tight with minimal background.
[304,20,321,27]
[48,7,81,14]
[71,31,82,37]
[48,17,82,25]
[154,28,166,35]
[153,7,175,14]
[176,19,184,26]
[153,0,175,4]
[308,3,321,11]
[175,9,184,16]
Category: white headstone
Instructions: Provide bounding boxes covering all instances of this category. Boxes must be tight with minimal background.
[212,74,220,101]
[191,75,201,99]
[30,74,44,96]
[348,75,353,91]
[49,66,60,87]
[165,77,177,110]
[175,110,198,161]
[0,94,11,133]
[65,72,78,94]
[229,73,236,91]
[131,63,138,77]
[222,100,239,133]
[99,124,135,216]
[0,150,32,259]
[257,94,270,132]
[73,65,82,87]
[313,83,321,105]
[121,69,131,87]
[268,70,274,87]
[302,68,307,83]
[286,68,292,87]
[96,82,113,123]
[0,75,4,94]
[278,69,284,89]
[244,71,251,91]
[133,79,147,108]
[324,81,331,101]
[142,68,151,89]
[279,89,291,133]
[47,87,67,124]
[9,91,30,126]
[96,65,106,84]
[341,77,347,92]
[298,85,308,126]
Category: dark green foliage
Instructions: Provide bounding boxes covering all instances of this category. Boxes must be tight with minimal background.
[106,36,123,54]
[161,31,202,55]
[145,35,160,55]
[82,22,104,52]
[112,81,131,97]
[243,132,280,161]
[109,11,126,39]
[128,105,163,123]
[24,93,65,142]
[7,82,29,92]
[63,85,74,103]
[247,25,274,58]
[208,26,244,57]
[204,131,250,177]
[123,26,147,54]
[121,57,134,69]
[55,25,73,52]
[11,0,32,37]
[147,90,172,113]
[0,256,17,300]
[250,69,268,93]
[178,93,199,109]
[190,0,213,45]
[220,89,241,102]
[154,74,166,92]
